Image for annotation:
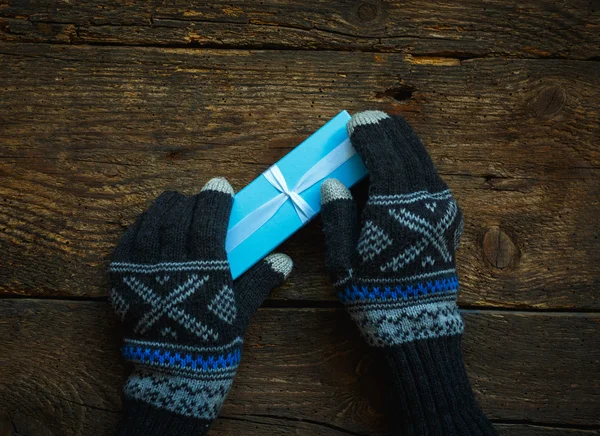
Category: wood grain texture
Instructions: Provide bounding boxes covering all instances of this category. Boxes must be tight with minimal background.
[0,300,598,435]
[1,43,598,307]
[0,0,598,60]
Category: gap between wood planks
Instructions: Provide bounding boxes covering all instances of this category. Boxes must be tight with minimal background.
[2,33,600,63]
[1,294,600,315]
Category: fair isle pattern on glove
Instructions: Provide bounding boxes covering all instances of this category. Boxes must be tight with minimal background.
[109,178,292,436]
[321,112,464,348]
[320,111,498,436]
[337,187,464,347]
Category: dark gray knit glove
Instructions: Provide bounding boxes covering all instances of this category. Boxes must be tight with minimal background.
[109,177,292,436]
[320,111,497,435]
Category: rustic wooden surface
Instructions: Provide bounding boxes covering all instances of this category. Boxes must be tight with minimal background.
[1,300,599,435]
[1,0,599,59]
[0,1,599,435]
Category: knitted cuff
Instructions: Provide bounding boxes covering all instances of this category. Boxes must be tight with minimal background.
[338,275,464,347]
[115,337,242,436]
[382,335,498,436]
[116,398,212,436]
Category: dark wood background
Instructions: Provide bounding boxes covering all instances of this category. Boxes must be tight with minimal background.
[0,1,599,435]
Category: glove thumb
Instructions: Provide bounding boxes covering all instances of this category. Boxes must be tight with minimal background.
[320,179,359,285]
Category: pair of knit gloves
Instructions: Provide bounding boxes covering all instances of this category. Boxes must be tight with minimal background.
[109,111,497,435]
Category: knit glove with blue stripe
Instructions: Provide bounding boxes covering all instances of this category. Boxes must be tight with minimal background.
[320,111,497,435]
[109,178,292,436]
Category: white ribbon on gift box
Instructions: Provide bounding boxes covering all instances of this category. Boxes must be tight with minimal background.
[226,137,356,253]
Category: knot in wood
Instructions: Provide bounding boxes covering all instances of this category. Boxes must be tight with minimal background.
[357,2,379,21]
[531,85,566,118]
[482,226,517,269]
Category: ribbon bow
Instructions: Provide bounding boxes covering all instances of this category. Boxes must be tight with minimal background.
[226,138,356,253]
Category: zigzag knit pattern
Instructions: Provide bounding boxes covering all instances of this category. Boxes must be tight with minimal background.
[343,292,463,347]
[122,344,242,371]
[338,276,459,303]
[124,369,234,420]
[208,285,237,324]
[366,189,454,206]
[110,288,130,322]
[109,260,229,274]
[357,220,393,262]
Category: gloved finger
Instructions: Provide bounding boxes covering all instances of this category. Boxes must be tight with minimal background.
[159,195,197,261]
[234,253,293,324]
[189,177,234,260]
[347,110,402,195]
[348,110,447,195]
[126,191,185,263]
[320,179,359,286]
[387,114,448,193]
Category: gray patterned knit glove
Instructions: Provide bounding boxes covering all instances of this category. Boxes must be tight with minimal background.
[320,111,497,435]
[109,178,292,436]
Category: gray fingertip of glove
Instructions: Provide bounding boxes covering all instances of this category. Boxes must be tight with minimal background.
[265,253,293,279]
[321,178,353,205]
[201,177,234,196]
[347,110,390,137]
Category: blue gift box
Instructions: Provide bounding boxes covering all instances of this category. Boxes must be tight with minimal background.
[226,111,368,279]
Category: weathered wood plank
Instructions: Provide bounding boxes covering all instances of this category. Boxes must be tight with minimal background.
[0,44,598,306]
[0,0,598,59]
[0,300,598,435]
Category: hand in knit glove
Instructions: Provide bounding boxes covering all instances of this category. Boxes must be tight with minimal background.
[320,111,497,435]
[109,178,292,436]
